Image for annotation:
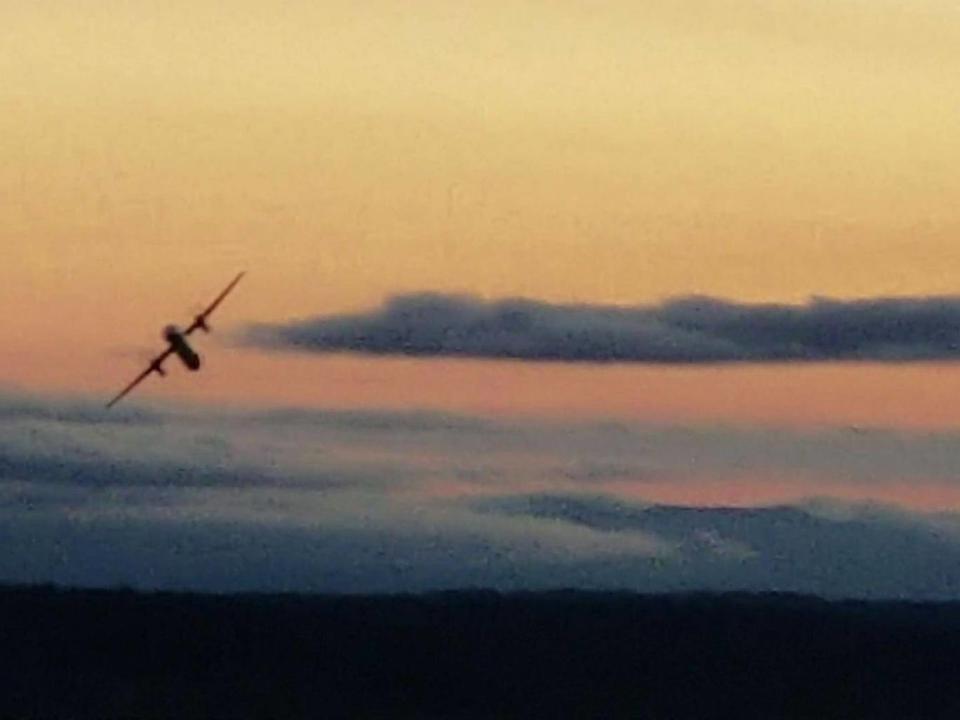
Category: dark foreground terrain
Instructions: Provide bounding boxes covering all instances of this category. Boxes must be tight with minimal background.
[4,585,960,719]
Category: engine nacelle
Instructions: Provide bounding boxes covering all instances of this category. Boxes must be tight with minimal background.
[194,316,210,333]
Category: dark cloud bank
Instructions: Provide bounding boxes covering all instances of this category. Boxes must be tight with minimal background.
[246,292,960,362]
[476,494,960,600]
[6,391,960,599]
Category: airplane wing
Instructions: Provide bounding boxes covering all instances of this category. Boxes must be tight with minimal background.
[184,271,246,335]
[105,348,174,409]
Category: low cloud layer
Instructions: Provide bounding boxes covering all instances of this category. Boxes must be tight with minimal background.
[246,292,960,363]
[5,390,960,596]
[473,494,960,599]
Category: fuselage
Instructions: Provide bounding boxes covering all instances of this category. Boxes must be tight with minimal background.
[163,326,201,370]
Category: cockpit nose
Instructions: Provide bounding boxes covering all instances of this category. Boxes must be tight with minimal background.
[163,324,180,341]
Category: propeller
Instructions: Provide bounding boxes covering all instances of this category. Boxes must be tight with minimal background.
[188,303,211,333]
[134,346,168,377]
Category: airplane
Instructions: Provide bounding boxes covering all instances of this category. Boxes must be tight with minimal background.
[106,272,245,409]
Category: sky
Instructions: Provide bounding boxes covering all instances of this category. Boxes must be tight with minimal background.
[4,1,960,595]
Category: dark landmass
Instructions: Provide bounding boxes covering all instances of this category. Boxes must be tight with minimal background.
[4,585,960,719]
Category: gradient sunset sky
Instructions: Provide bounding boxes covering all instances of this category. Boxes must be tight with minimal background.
[5,2,960,593]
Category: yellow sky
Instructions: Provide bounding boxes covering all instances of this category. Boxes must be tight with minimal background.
[4,1,960,422]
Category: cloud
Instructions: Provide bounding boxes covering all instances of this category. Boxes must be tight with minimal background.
[0,389,164,425]
[6,391,960,597]
[8,489,957,598]
[473,493,960,599]
[10,392,960,496]
[244,292,960,363]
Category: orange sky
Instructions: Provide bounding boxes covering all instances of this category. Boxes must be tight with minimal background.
[4,1,960,426]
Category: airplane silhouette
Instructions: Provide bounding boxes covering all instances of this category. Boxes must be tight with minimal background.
[106,272,245,409]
